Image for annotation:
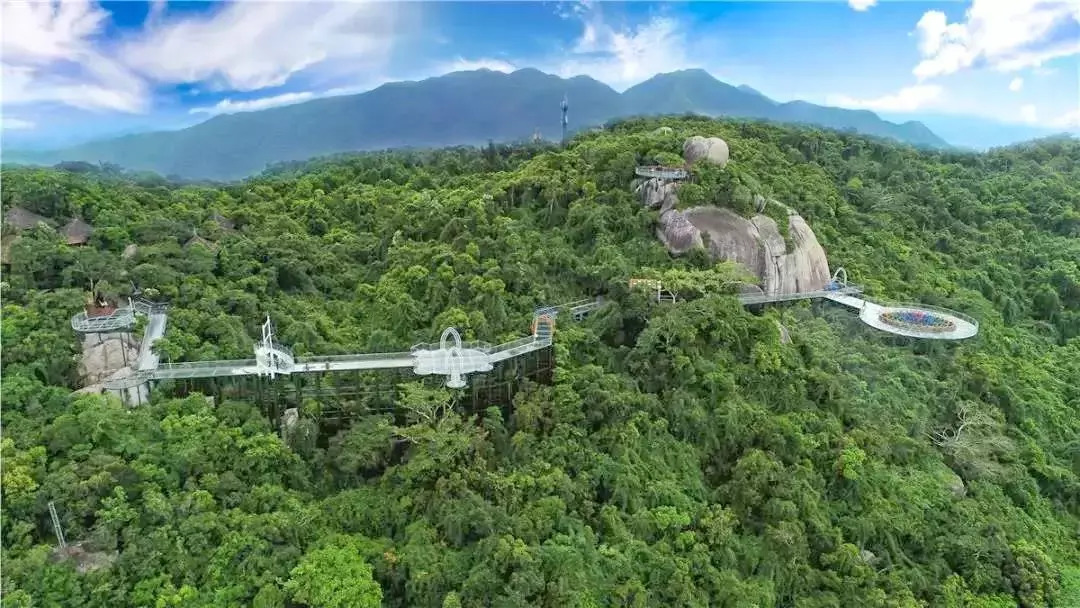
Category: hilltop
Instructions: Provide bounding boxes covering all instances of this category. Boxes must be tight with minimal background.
[5,68,948,180]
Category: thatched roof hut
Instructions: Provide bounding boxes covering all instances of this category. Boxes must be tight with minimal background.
[210,212,236,232]
[183,233,217,250]
[4,206,54,231]
[62,218,93,245]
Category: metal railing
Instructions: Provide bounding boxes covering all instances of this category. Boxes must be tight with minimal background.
[635,166,689,180]
[569,299,602,320]
[131,298,168,315]
[738,285,863,305]
[298,352,414,364]
[410,340,493,353]
[490,335,540,354]
[71,297,166,333]
[71,309,136,332]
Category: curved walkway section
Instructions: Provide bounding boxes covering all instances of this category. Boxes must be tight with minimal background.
[136,311,168,371]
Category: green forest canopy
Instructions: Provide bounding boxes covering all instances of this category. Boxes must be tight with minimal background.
[1,116,1078,607]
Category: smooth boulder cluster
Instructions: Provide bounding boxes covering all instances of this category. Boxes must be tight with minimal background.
[635,135,833,295]
[683,135,730,168]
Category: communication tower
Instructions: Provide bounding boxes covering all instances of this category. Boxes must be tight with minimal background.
[561,94,568,144]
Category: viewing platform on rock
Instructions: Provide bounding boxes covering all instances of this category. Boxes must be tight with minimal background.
[633,268,979,341]
[635,166,689,180]
[71,297,167,333]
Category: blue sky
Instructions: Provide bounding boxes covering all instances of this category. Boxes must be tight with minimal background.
[2,0,1078,148]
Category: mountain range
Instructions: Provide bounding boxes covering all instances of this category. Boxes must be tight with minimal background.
[5,68,950,180]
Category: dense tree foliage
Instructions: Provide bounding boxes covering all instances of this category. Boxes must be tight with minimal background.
[2,117,1078,607]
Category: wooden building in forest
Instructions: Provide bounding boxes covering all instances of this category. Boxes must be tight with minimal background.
[62,218,94,246]
[2,206,56,267]
[210,212,236,232]
[183,232,217,251]
[4,206,54,232]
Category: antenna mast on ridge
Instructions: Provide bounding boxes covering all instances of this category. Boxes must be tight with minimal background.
[561,94,568,144]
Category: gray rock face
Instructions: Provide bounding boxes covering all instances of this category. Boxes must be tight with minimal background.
[634,151,830,294]
[281,408,300,440]
[635,177,679,211]
[776,320,792,344]
[682,205,830,295]
[683,136,730,168]
[54,543,117,574]
[859,549,878,566]
[656,209,704,254]
[637,176,704,255]
[78,333,138,386]
[941,469,967,498]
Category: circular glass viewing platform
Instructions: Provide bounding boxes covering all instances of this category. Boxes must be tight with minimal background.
[858,302,979,340]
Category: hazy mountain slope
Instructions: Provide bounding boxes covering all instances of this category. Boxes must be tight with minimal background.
[879,112,1072,151]
[622,70,948,148]
[773,100,946,147]
[5,68,948,180]
[621,69,776,116]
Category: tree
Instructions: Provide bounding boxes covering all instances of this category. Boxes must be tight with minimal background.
[285,536,383,608]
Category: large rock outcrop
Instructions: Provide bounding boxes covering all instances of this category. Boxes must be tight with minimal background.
[635,177,704,254]
[683,205,830,295]
[634,178,679,210]
[78,332,138,386]
[683,136,730,168]
[657,210,704,254]
[635,183,831,295]
[636,134,830,294]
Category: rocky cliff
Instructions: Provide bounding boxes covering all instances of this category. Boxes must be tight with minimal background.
[637,135,832,294]
[683,205,831,294]
[75,332,139,396]
[634,173,703,254]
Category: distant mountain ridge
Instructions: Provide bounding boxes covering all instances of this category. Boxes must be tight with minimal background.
[5,68,949,180]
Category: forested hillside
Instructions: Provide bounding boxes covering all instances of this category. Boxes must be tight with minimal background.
[2,117,1078,607]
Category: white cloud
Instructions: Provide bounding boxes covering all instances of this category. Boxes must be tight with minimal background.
[1,116,36,130]
[1009,77,1024,91]
[1020,104,1039,124]
[188,75,395,117]
[444,58,516,73]
[2,0,406,117]
[120,2,400,92]
[551,6,697,91]
[1049,108,1080,129]
[848,0,877,12]
[2,0,105,63]
[913,1,1080,80]
[827,84,944,112]
[1,0,148,112]
[190,91,316,116]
